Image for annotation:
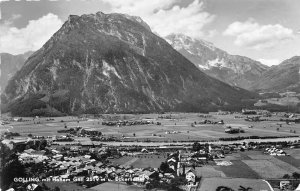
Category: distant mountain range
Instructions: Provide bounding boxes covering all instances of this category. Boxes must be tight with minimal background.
[250,56,300,93]
[0,51,33,92]
[1,12,256,116]
[165,34,269,90]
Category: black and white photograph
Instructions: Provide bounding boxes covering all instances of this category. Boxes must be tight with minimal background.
[0,0,300,190]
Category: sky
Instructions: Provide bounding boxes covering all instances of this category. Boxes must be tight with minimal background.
[0,0,299,66]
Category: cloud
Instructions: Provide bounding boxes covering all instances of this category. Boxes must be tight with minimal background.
[257,58,280,67]
[0,13,63,54]
[223,19,295,50]
[102,0,215,39]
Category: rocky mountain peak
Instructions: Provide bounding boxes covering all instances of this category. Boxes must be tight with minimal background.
[166,33,216,54]
[2,12,256,116]
[43,12,153,57]
[165,33,268,90]
[66,12,151,32]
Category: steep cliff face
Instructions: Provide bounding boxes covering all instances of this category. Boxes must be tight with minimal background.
[165,34,268,90]
[2,12,256,116]
[250,56,300,93]
[0,51,33,92]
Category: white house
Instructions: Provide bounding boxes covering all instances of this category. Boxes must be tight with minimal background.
[185,168,196,185]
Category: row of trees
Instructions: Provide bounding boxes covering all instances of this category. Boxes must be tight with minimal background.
[283,172,300,179]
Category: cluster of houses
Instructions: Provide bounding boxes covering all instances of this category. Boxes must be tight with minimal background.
[0,120,10,125]
[224,125,245,134]
[196,119,224,125]
[165,130,180,134]
[164,152,198,186]
[47,156,161,184]
[264,146,288,156]
[242,109,271,116]
[102,120,161,127]
[281,118,300,124]
[19,149,48,164]
[4,134,300,191]
[9,142,200,190]
[244,116,264,122]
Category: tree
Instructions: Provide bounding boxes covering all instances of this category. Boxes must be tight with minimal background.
[1,158,26,190]
[25,144,31,150]
[292,172,300,179]
[38,139,47,150]
[29,162,45,177]
[192,142,201,151]
[169,176,187,191]
[159,162,169,173]
[283,174,290,179]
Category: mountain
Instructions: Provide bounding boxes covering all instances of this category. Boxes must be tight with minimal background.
[165,34,268,90]
[0,51,33,92]
[1,12,256,116]
[250,56,300,93]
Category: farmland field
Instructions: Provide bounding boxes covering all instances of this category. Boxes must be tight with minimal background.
[109,154,167,168]
[195,166,226,178]
[276,155,300,168]
[210,150,300,179]
[242,159,290,178]
[215,160,261,179]
[268,157,299,172]
[2,113,300,143]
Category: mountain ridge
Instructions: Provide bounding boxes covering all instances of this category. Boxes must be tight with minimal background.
[0,51,33,93]
[2,12,256,116]
[165,33,269,90]
[250,56,300,93]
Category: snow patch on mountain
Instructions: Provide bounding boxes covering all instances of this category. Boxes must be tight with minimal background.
[207,58,227,68]
[198,64,210,70]
[166,33,215,53]
[102,60,121,79]
[50,59,60,81]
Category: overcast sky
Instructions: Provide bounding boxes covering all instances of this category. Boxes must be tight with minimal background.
[0,0,299,66]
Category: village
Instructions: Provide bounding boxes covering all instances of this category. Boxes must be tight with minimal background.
[1,110,300,191]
